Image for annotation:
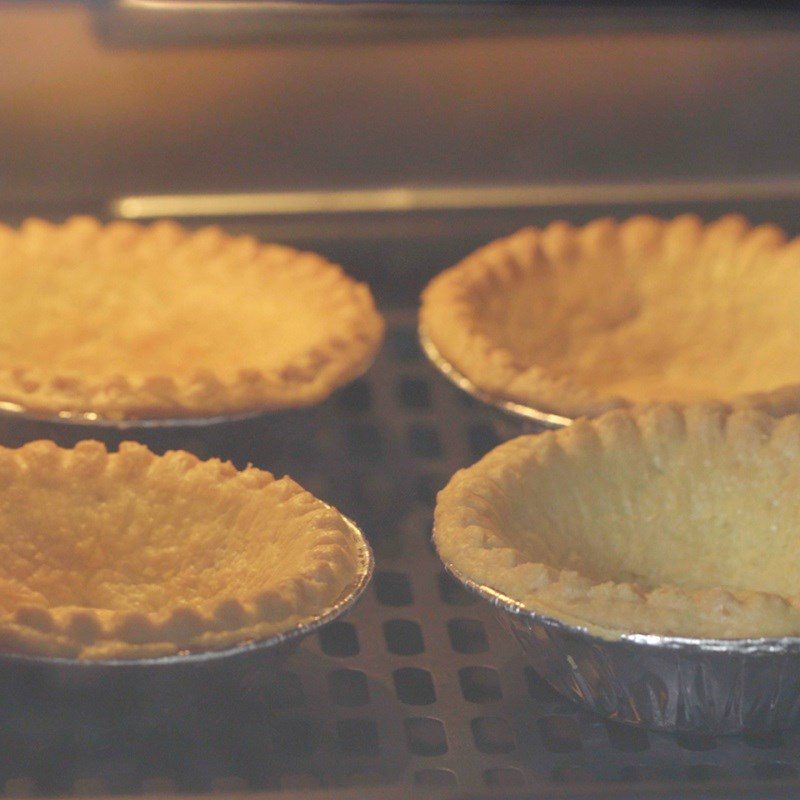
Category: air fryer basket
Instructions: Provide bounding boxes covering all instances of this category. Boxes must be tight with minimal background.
[1,199,800,799]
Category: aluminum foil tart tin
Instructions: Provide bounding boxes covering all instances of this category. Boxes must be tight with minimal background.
[422,324,800,733]
[439,556,800,735]
[0,398,276,430]
[0,517,373,678]
[418,325,573,436]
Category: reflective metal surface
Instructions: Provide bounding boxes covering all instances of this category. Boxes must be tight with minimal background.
[438,556,800,735]
[0,401,275,431]
[111,177,800,220]
[95,0,800,48]
[418,324,572,431]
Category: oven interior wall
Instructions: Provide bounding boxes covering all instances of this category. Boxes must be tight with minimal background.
[2,3,800,210]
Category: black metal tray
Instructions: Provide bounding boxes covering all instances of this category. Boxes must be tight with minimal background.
[2,200,800,799]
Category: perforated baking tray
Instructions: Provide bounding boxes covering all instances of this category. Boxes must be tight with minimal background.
[2,200,800,799]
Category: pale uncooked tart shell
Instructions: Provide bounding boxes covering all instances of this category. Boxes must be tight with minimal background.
[434,404,800,639]
[420,215,800,418]
[0,217,384,421]
[0,440,363,660]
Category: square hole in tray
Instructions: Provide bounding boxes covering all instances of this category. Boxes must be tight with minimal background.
[398,377,432,410]
[319,622,360,657]
[266,672,305,710]
[459,667,502,703]
[393,668,436,706]
[346,423,385,461]
[413,473,445,507]
[407,425,442,459]
[388,326,423,363]
[471,717,515,754]
[337,719,380,758]
[374,571,414,606]
[524,666,560,702]
[605,721,649,752]
[405,718,448,757]
[336,380,372,413]
[437,572,476,606]
[273,718,318,759]
[467,422,501,460]
[329,670,370,707]
[538,716,582,753]
[383,619,424,656]
[448,618,488,653]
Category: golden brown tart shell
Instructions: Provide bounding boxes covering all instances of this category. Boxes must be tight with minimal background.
[0,440,364,660]
[421,215,800,418]
[0,217,384,421]
[434,404,800,639]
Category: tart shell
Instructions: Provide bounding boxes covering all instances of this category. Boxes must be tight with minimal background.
[0,217,385,421]
[0,440,366,660]
[420,215,800,419]
[434,404,800,640]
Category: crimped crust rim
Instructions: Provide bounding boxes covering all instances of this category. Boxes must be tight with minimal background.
[0,217,385,421]
[420,214,800,419]
[0,440,365,660]
[433,403,800,639]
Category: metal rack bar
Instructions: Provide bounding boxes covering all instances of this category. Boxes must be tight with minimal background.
[94,0,800,45]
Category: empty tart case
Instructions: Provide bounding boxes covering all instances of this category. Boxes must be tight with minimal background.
[432,405,800,734]
[419,215,800,439]
[0,440,374,681]
[0,217,385,430]
[0,518,373,681]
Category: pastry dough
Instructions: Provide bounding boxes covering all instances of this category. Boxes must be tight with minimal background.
[0,217,384,420]
[435,404,800,639]
[0,440,363,659]
[421,215,800,418]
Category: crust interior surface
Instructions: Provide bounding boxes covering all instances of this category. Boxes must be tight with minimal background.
[0,440,362,660]
[420,215,800,418]
[0,217,385,420]
[434,404,800,639]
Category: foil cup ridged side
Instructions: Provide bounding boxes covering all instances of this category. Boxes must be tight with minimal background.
[439,559,800,735]
[418,326,572,439]
[497,604,800,735]
[425,323,800,734]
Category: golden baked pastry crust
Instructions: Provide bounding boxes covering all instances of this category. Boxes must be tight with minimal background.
[434,404,800,639]
[0,440,363,660]
[420,215,800,418]
[0,217,384,421]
